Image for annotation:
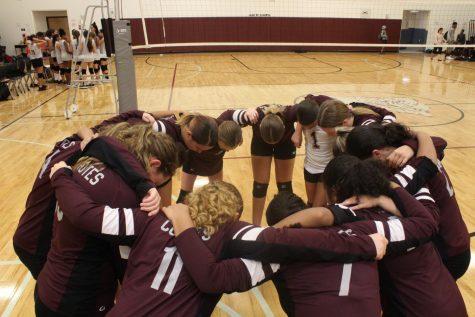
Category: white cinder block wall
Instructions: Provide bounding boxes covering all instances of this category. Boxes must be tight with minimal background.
[1,0,474,55]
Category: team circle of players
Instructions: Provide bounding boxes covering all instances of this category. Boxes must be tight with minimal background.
[24,24,109,91]
[14,94,469,316]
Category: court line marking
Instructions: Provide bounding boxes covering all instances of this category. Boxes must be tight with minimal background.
[0,260,22,265]
[0,138,52,148]
[168,63,178,110]
[1,272,32,317]
[216,301,242,317]
[252,287,275,317]
[0,89,68,133]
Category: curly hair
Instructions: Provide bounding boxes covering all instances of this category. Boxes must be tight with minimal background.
[322,154,392,202]
[184,181,243,236]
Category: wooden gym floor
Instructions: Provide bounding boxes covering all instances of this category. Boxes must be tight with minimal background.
[1,51,475,316]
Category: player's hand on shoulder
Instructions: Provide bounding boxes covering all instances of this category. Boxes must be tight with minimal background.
[50,161,71,178]
[244,107,259,124]
[386,145,414,168]
[369,233,388,260]
[142,112,156,124]
[140,188,161,216]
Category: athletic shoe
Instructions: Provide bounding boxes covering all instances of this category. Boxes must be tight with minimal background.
[38,85,47,91]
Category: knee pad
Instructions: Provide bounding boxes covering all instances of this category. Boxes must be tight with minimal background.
[89,68,95,75]
[81,69,87,75]
[253,182,269,198]
[65,68,71,74]
[176,190,190,204]
[37,72,44,79]
[100,64,108,72]
[277,181,293,193]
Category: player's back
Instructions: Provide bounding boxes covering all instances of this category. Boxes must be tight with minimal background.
[38,162,139,316]
[278,248,380,316]
[109,216,250,317]
[356,208,467,317]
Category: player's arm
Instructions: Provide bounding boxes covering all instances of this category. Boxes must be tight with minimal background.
[162,205,273,293]
[163,205,383,265]
[81,136,156,200]
[50,166,148,245]
[338,186,439,255]
[174,227,274,293]
[304,94,334,105]
[350,102,396,124]
[91,110,146,131]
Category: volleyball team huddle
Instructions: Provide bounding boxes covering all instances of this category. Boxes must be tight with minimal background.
[13,94,469,316]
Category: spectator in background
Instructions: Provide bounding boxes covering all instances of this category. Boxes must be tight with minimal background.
[378,25,388,54]
[431,27,446,61]
[457,29,466,44]
[446,21,457,60]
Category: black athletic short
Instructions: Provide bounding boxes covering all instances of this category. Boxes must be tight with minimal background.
[31,58,44,68]
[100,58,107,62]
[94,60,100,65]
[52,57,57,63]
[13,243,46,280]
[304,168,322,183]
[251,137,296,160]
[182,150,224,176]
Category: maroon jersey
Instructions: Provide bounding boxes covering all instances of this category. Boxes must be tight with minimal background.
[304,94,333,105]
[304,94,396,126]
[350,102,396,126]
[152,114,184,144]
[37,137,153,316]
[12,137,81,278]
[91,110,146,132]
[181,112,234,176]
[13,112,153,279]
[216,186,452,317]
[352,186,467,317]
[51,169,379,317]
[391,156,469,257]
[229,105,298,146]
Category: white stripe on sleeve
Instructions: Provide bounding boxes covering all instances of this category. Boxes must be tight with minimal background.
[123,208,134,235]
[388,219,405,242]
[362,119,376,125]
[240,259,266,286]
[102,206,119,235]
[338,263,352,296]
[400,165,417,180]
[374,220,385,236]
[383,115,396,123]
[232,225,255,240]
[394,174,408,187]
[241,227,265,241]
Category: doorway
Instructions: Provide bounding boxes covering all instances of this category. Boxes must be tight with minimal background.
[400,10,430,52]
[32,10,69,34]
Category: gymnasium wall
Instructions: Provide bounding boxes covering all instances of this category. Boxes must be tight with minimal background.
[0,0,474,55]
[129,17,402,53]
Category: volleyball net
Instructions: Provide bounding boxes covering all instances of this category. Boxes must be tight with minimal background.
[119,0,475,54]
